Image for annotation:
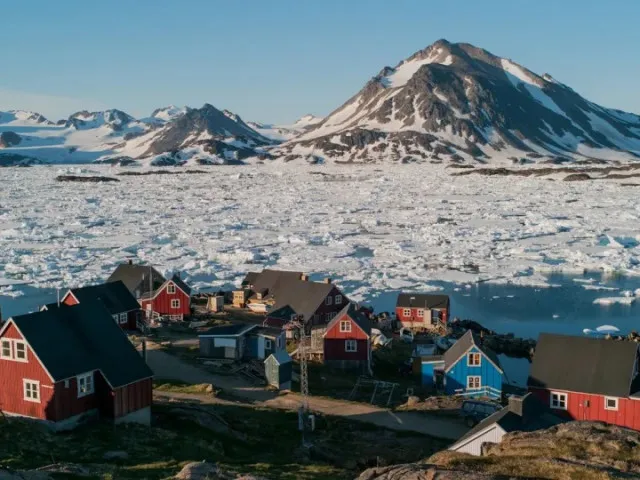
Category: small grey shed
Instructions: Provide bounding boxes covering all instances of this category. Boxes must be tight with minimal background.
[264,350,292,390]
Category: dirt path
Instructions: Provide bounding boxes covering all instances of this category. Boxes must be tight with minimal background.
[145,342,468,441]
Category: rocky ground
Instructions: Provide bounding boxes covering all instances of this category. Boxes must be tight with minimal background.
[358,421,640,479]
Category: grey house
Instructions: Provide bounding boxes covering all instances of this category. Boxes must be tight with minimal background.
[199,323,285,361]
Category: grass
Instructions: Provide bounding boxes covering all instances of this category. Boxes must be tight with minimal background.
[0,401,445,480]
[153,379,214,395]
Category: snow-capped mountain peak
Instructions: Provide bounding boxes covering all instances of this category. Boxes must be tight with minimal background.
[145,105,189,124]
[278,39,640,164]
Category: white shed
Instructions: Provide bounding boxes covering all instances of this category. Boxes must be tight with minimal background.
[449,393,564,456]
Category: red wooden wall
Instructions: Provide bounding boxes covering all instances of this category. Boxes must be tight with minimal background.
[140,281,190,317]
[113,377,153,418]
[324,312,369,361]
[530,387,640,431]
[0,322,55,420]
[395,306,449,326]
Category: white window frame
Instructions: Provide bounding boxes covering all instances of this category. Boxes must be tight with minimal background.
[604,396,618,411]
[402,308,411,317]
[550,391,568,410]
[467,352,481,367]
[77,372,95,398]
[467,376,481,390]
[335,295,343,305]
[171,299,181,309]
[14,340,27,362]
[326,296,333,306]
[264,339,272,350]
[1,338,13,359]
[119,313,128,324]
[112,314,119,323]
[417,308,425,318]
[339,320,352,333]
[167,283,176,294]
[23,379,40,403]
[345,339,357,352]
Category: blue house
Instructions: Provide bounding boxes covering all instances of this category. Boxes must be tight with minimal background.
[420,331,503,399]
[443,330,503,399]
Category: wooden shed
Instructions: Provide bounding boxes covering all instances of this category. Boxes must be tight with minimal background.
[264,351,292,390]
[206,296,225,313]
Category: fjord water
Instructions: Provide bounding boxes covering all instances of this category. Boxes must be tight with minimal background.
[3,272,639,339]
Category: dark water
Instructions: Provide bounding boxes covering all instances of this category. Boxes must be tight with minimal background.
[356,272,640,340]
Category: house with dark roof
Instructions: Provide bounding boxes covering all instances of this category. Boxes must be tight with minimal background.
[421,331,503,399]
[107,261,192,321]
[198,323,285,361]
[528,333,640,431]
[323,303,372,373]
[237,269,349,326]
[0,302,153,430]
[449,393,564,456]
[44,281,142,330]
[395,293,450,330]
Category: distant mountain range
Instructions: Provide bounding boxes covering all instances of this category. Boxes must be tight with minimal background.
[2,39,640,166]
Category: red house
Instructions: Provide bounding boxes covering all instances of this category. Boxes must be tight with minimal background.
[107,262,192,321]
[0,301,153,430]
[395,293,450,330]
[323,303,372,373]
[139,274,192,321]
[528,333,640,431]
[42,281,142,330]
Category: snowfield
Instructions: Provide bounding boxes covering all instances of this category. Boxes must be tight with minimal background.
[1,164,640,305]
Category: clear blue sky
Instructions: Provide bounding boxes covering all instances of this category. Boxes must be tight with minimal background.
[1,0,639,124]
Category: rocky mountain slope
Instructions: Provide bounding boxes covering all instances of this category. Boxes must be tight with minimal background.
[358,421,640,479]
[0,104,273,166]
[277,39,640,164]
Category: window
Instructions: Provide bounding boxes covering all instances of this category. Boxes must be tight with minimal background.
[467,376,481,390]
[1,339,12,359]
[417,309,425,318]
[339,320,352,333]
[171,299,181,309]
[605,396,618,411]
[112,314,119,323]
[119,313,127,324]
[264,339,272,350]
[550,391,568,410]
[14,341,27,362]
[467,353,481,366]
[167,284,176,294]
[1,339,27,362]
[23,379,40,403]
[403,308,411,317]
[345,340,357,352]
[77,372,94,398]
[335,295,343,305]
[327,312,336,321]
[326,296,333,306]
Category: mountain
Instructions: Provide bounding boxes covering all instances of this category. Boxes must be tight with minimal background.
[0,104,272,166]
[276,39,640,164]
[141,105,189,125]
[248,114,323,142]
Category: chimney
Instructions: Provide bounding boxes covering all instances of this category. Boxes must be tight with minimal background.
[128,259,133,265]
[324,278,332,284]
[300,274,309,282]
[509,394,533,423]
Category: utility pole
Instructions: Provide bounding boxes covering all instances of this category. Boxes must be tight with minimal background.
[294,314,313,447]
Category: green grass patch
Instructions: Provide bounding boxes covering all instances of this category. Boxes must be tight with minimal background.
[153,379,214,395]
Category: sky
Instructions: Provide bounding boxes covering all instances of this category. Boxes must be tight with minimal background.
[1,0,639,124]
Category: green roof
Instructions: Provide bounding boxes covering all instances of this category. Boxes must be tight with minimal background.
[10,301,153,388]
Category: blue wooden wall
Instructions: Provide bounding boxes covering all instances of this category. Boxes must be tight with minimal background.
[421,360,444,387]
[444,346,502,398]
